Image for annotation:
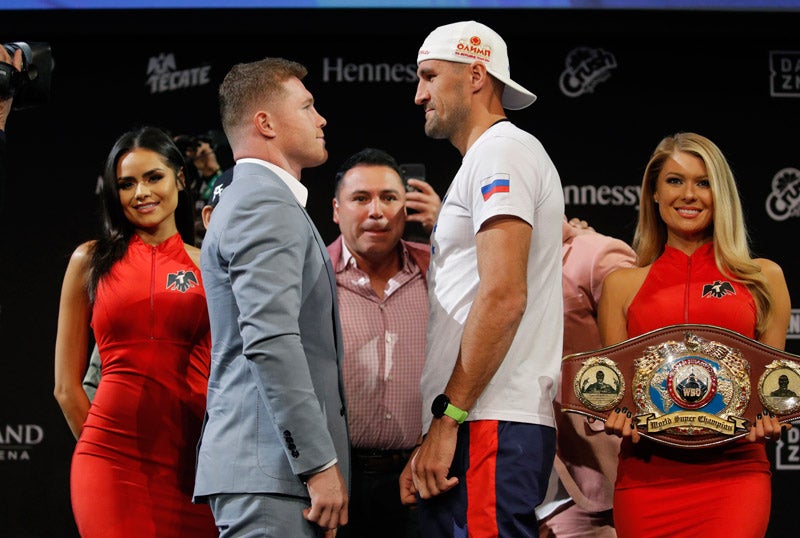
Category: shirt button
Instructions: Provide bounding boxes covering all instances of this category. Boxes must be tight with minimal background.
[385,334,392,343]
[385,413,392,420]
[379,303,386,310]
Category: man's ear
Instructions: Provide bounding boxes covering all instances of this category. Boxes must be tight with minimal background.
[254,110,276,138]
[469,61,489,91]
[201,205,213,230]
[332,197,340,224]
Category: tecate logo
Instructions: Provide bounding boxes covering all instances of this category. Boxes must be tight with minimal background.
[145,52,211,94]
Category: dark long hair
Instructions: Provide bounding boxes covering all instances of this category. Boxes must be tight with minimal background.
[88,126,195,299]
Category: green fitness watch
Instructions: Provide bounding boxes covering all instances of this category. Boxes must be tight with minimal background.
[431,393,468,424]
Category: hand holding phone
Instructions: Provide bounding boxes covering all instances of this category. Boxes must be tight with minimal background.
[400,163,426,192]
[399,163,441,235]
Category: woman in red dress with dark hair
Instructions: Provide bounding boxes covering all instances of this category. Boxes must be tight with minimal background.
[54,127,217,537]
[598,132,791,537]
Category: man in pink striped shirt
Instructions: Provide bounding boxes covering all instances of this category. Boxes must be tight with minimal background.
[329,148,440,538]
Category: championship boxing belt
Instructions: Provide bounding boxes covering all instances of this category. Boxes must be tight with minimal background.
[560,324,800,448]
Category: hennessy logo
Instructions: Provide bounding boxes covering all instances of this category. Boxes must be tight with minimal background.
[563,184,641,208]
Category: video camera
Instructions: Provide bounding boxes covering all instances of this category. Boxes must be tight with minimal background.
[0,42,54,110]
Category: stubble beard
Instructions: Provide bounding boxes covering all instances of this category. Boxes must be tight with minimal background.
[423,101,469,141]
[424,112,449,140]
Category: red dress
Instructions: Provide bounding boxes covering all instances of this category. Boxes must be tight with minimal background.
[71,234,217,537]
[615,243,771,537]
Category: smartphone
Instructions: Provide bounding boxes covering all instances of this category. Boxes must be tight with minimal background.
[400,163,426,192]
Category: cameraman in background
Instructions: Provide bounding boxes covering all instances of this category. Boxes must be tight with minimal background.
[0,46,23,214]
[173,132,232,245]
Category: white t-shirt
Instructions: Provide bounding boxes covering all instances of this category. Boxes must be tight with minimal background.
[421,121,564,432]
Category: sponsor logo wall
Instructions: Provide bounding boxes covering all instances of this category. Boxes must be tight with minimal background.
[559,47,617,98]
[775,419,800,470]
[145,52,212,94]
[770,50,800,97]
[0,424,44,462]
[1,7,798,537]
[766,167,800,222]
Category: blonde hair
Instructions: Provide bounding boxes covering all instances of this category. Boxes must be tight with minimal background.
[633,132,772,335]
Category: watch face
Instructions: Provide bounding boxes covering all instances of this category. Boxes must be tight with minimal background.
[431,394,449,418]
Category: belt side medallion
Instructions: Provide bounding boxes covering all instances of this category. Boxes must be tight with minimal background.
[758,360,800,415]
[573,357,625,412]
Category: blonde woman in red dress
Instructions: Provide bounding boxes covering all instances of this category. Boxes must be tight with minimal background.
[598,132,791,537]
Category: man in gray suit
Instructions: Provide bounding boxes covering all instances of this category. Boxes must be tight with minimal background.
[194,57,350,538]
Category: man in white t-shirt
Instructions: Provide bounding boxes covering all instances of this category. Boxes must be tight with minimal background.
[399,20,564,537]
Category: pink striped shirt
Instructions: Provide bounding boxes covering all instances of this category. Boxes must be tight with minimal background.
[328,236,430,450]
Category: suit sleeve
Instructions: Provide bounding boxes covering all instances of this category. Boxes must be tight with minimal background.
[221,189,337,476]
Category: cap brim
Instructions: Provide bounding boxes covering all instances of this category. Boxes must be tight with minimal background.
[501,79,537,110]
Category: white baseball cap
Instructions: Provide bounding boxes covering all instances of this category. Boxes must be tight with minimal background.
[417,20,536,110]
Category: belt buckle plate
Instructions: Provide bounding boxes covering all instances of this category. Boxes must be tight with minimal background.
[631,331,750,441]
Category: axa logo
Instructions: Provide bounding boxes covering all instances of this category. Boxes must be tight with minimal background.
[0,424,44,462]
[145,52,211,94]
[166,270,199,293]
[559,47,617,98]
[769,51,800,97]
[765,167,800,222]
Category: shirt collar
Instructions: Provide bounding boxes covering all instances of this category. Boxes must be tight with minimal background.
[237,157,308,207]
[340,239,358,269]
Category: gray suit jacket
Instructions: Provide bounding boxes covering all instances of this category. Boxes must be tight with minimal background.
[194,162,349,499]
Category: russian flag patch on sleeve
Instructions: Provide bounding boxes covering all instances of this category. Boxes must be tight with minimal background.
[480,174,510,201]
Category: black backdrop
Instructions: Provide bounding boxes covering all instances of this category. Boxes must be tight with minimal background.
[0,7,798,537]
